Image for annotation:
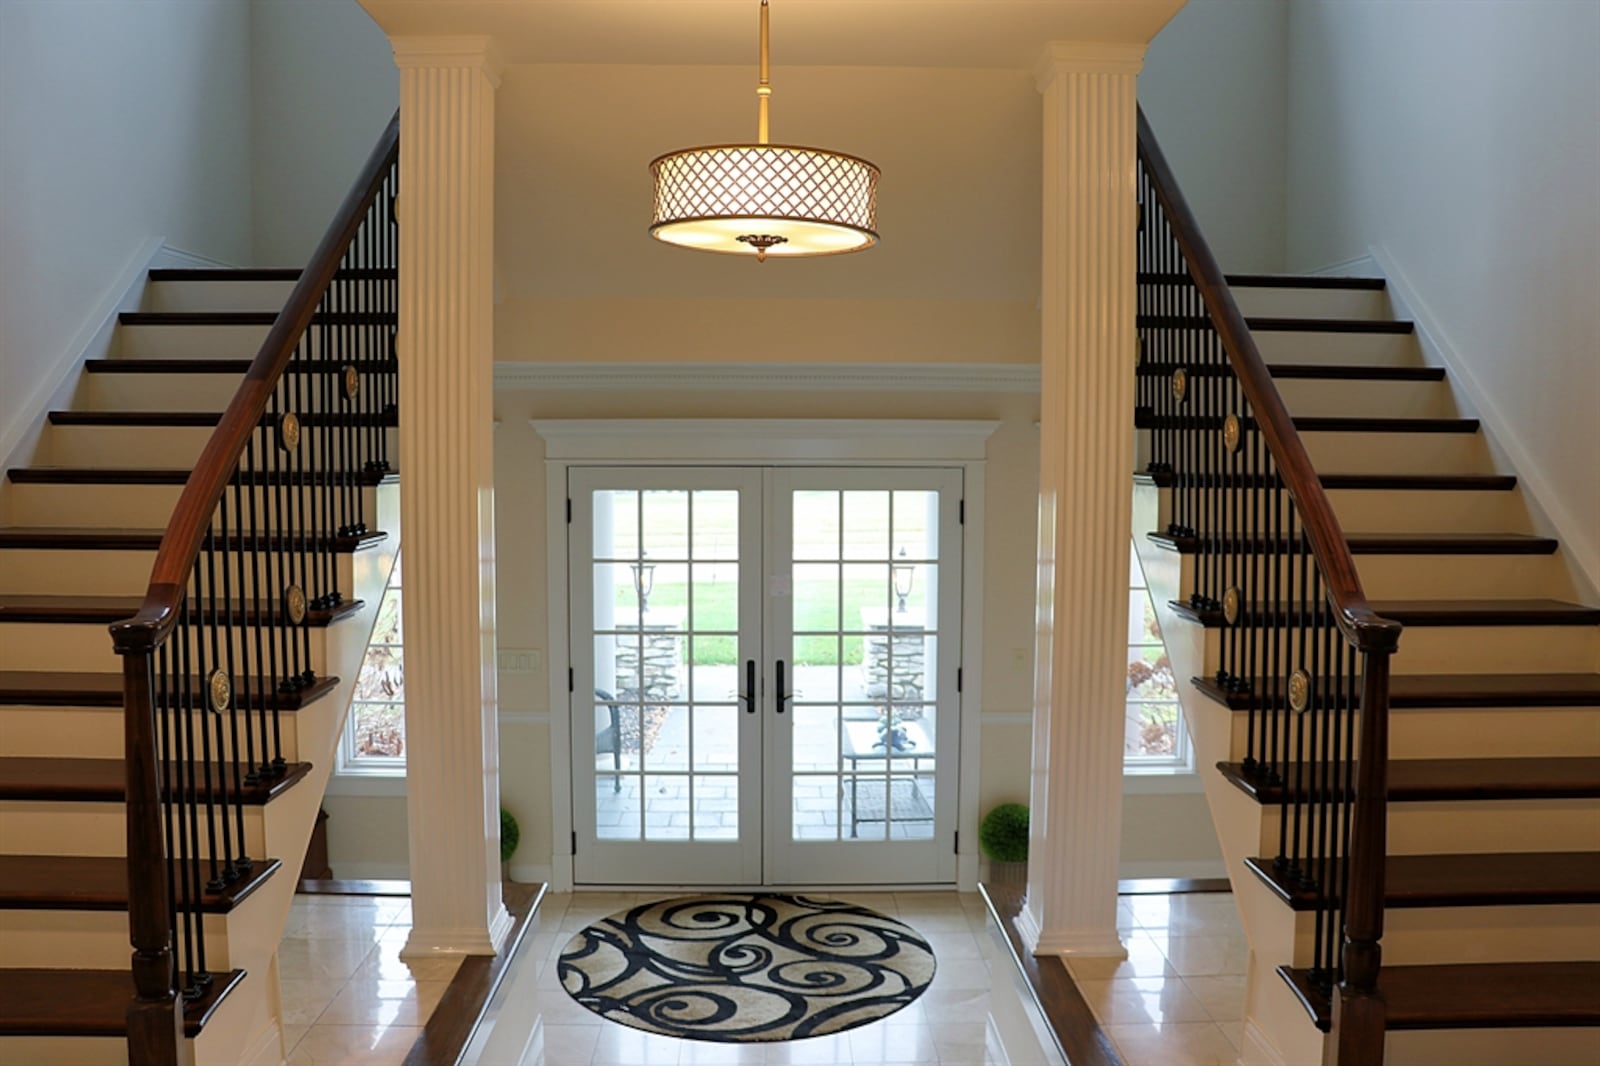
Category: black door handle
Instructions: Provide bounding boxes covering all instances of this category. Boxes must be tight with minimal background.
[742,659,757,714]
[774,659,790,715]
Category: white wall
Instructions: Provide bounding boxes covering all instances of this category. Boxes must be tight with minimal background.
[0,0,254,459]
[1285,1,1600,583]
[249,0,398,267]
[1140,0,1291,273]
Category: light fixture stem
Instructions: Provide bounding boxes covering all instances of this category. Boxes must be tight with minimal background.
[756,0,771,145]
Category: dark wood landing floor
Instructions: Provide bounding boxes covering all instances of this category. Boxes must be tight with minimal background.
[402,880,547,1066]
[978,866,1123,1066]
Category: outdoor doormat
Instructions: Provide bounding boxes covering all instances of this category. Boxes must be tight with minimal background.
[557,893,936,1042]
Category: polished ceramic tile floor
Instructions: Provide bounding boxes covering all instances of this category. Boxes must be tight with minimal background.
[278,888,1248,1065]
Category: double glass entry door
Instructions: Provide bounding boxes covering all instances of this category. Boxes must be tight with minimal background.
[568,467,963,886]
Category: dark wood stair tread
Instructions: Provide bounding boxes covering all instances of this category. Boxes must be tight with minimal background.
[0,757,310,803]
[0,526,387,552]
[0,967,243,1037]
[1136,410,1479,434]
[1138,273,1387,290]
[1135,363,1442,381]
[1172,598,1600,628]
[1193,672,1600,710]
[0,670,338,710]
[1246,852,1600,909]
[0,855,281,912]
[47,409,396,429]
[1141,470,1516,491]
[1280,961,1600,1031]
[1150,530,1560,555]
[85,357,395,375]
[1218,757,1600,803]
[1138,314,1413,334]
[0,593,361,627]
[119,310,393,326]
[7,467,395,487]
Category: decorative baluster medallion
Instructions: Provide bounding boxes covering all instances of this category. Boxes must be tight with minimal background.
[284,584,308,626]
[343,365,361,400]
[1172,367,1189,404]
[207,668,232,714]
[1289,669,1311,713]
[278,411,301,451]
[1223,413,1241,454]
[1223,585,1242,626]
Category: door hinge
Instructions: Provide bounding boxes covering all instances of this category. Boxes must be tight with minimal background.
[566,498,573,523]
[956,667,963,692]
[954,830,960,855]
[568,667,575,693]
[571,830,577,855]
[959,499,965,525]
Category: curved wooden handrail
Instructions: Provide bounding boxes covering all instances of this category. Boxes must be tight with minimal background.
[109,109,400,656]
[1135,108,1401,655]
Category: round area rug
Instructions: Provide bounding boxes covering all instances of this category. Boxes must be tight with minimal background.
[557,893,936,1042]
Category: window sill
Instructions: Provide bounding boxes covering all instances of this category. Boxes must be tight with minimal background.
[324,770,407,798]
[1122,769,1205,795]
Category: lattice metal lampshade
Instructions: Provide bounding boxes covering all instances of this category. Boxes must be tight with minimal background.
[649,1,880,261]
[650,144,879,258]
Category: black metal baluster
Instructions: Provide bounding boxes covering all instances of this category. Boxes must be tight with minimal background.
[156,642,179,993]
[203,529,237,884]
[244,439,271,780]
[219,482,249,876]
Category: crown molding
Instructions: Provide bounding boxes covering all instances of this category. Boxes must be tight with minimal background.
[494,361,1039,394]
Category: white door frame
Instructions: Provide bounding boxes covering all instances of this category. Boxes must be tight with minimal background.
[536,419,998,892]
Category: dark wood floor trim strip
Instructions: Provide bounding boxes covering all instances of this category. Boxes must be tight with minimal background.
[296,877,411,897]
[403,881,547,1066]
[979,870,1123,1066]
[1118,876,1232,895]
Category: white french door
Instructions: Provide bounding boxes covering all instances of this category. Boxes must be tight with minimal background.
[568,466,962,887]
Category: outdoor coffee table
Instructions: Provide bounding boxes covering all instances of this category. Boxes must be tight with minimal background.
[840,719,935,838]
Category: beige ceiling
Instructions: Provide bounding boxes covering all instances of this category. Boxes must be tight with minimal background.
[359,1,1185,69]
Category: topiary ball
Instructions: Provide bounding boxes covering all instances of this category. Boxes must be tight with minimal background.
[500,807,520,864]
[978,803,1029,863]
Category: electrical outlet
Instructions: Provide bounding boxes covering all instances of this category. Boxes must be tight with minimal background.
[499,648,543,675]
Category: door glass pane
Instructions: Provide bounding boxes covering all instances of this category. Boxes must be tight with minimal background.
[793,491,840,560]
[641,490,688,559]
[791,488,942,849]
[842,491,890,560]
[691,491,739,560]
[644,774,690,840]
[693,776,739,840]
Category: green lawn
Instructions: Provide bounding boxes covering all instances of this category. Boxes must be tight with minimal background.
[624,577,900,666]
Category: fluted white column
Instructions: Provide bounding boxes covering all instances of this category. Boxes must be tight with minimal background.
[394,37,511,958]
[1019,42,1145,959]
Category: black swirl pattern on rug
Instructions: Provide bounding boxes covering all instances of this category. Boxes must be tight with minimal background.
[557,894,937,1042]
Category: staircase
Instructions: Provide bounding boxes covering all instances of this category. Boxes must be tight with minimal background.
[0,119,400,1065]
[1133,119,1600,1065]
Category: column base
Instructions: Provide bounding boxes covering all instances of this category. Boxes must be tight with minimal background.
[1018,904,1127,960]
[401,903,514,959]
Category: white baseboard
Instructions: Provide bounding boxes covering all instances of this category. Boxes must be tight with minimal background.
[0,235,165,473]
[1118,860,1229,881]
[153,244,239,270]
[1302,253,1381,278]
[328,861,410,881]
[1370,243,1600,598]
[1239,1018,1288,1066]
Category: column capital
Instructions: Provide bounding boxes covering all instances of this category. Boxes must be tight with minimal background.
[1034,41,1147,92]
[392,35,503,85]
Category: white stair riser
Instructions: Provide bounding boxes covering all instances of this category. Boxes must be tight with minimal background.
[37,425,215,469]
[1283,903,1600,968]
[1227,285,1393,320]
[0,620,333,675]
[1150,539,1579,603]
[0,547,360,597]
[0,706,303,762]
[1250,330,1422,367]
[1260,798,1600,858]
[1298,430,1493,475]
[1271,377,1458,419]
[1226,706,1600,762]
[143,280,297,313]
[1152,484,1532,536]
[0,908,237,970]
[4,481,386,530]
[0,1037,125,1066]
[34,424,397,473]
[116,325,387,361]
[0,801,270,859]
[1201,623,1597,676]
[81,371,247,412]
